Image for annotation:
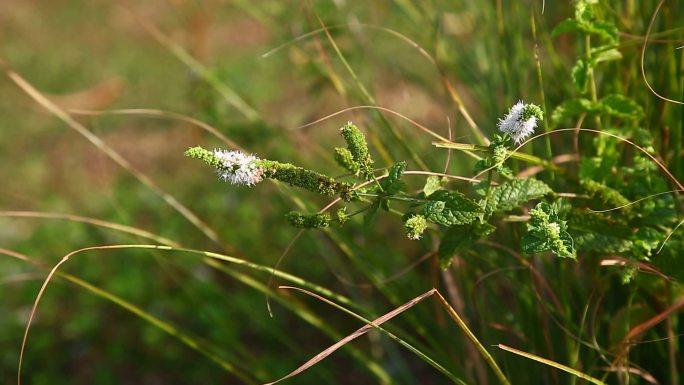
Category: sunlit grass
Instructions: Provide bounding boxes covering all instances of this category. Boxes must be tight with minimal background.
[1,1,683,384]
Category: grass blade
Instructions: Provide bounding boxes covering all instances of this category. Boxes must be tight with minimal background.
[497,344,607,385]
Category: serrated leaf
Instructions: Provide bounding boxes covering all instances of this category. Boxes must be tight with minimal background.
[522,230,576,258]
[588,21,619,43]
[552,18,583,36]
[598,94,644,120]
[573,233,632,253]
[521,235,552,254]
[438,222,495,269]
[423,190,482,226]
[552,98,595,123]
[486,179,552,214]
[580,179,631,212]
[557,232,577,258]
[571,59,589,93]
[438,225,475,269]
[569,209,631,235]
[381,161,407,194]
[568,210,632,253]
[423,176,442,197]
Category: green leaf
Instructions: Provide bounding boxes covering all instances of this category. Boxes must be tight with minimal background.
[522,230,576,259]
[552,13,617,43]
[552,19,583,36]
[568,210,632,253]
[580,179,631,213]
[572,233,632,254]
[438,225,475,269]
[363,201,380,226]
[521,235,552,254]
[588,21,619,43]
[423,176,442,197]
[552,98,595,123]
[598,94,644,120]
[423,190,482,226]
[571,59,589,93]
[381,161,407,195]
[438,222,495,269]
[486,179,552,214]
[592,47,622,63]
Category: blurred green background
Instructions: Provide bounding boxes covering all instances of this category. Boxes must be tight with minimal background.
[1,1,683,384]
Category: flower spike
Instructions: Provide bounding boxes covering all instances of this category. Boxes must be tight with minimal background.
[497,101,543,144]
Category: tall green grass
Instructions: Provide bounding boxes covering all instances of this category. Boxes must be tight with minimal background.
[1,1,683,384]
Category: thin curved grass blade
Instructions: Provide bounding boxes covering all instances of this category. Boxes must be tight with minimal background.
[0,248,255,385]
[0,62,225,248]
[497,344,607,385]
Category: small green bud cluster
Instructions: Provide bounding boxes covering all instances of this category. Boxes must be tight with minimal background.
[474,135,511,175]
[336,207,351,225]
[286,208,352,229]
[520,104,544,122]
[340,122,375,180]
[185,146,223,168]
[334,147,360,174]
[404,214,428,240]
[523,202,576,258]
[259,160,355,201]
[491,144,508,166]
[286,211,331,229]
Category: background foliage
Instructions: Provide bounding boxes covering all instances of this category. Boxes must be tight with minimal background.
[1,1,683,384]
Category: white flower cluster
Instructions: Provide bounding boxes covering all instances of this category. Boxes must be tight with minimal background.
[497,101,540,144]
[213,149,264,186]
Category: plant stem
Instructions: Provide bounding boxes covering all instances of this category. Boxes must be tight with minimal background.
[585,34,602,130]
[483,170,495,218]
[433,141,565,174]
[531,13,554,168]
[356,192,426,203]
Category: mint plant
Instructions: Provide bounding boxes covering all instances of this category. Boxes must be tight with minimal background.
[187,100,564,272]
[180,3,684,379]
[8,1,682,384]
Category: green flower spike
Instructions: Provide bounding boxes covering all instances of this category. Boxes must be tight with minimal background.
[405,215,429,240]
[340,122,375,180]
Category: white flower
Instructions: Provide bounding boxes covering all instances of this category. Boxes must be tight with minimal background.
[213,149,264,186]
[497,101,540,144]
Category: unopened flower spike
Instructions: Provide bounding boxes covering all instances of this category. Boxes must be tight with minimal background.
[286,211,331,229]
[340,121,374,180]
[497,101,544,144]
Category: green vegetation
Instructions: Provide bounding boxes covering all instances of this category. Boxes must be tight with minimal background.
[1,1,683,384]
